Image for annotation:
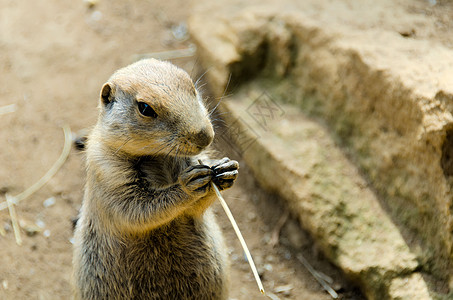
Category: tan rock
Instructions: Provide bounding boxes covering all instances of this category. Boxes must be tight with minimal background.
[388,274,431,300]
[218,85,419,298]
[190,0,453,298]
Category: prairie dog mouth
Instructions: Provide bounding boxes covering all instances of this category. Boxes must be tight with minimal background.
[176,138,207,156]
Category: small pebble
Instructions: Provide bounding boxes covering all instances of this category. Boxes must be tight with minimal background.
[89,10,102,22]
[274,284,293,295]
[83,0,98,8]
[261,233,271,244]
[19,219,42,236]
[43,229,51,238]
[264,263,273,271]
[266,255,276,263]
[283,250,292,260]
[36,219,45,229]
[69,237,75,245]
[43,197,56,208]
[171,22,188,41]
[2,280,8,290]
[247,212,256,222]
[3,222,11,232]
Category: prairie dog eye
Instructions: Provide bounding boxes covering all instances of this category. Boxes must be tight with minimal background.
[137,102,158,118]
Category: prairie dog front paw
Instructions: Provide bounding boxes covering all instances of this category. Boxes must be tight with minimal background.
[211,157,239,191]
[179,165,214,198]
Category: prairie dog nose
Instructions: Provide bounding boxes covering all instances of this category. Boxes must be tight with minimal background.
[190,126,214,148]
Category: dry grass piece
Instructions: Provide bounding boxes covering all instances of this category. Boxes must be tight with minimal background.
[0,125,72,211]
[0,223,5,236]
[211,182,265,295]
[132,44,197,62]
[0,104,17,115]
[297,254,338,299]
[198,159,265,295]
[6,194,22,246]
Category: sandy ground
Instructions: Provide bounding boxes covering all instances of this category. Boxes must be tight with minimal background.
[1,0,451,299]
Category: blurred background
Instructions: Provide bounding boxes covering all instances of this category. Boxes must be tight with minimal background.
[1,0,452,299]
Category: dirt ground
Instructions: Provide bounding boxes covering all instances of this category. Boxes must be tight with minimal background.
[0,0,450,299]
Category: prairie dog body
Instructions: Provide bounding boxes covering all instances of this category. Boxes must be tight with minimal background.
[72,59,238,299]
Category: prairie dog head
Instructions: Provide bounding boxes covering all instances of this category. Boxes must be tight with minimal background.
[96,59,214,157]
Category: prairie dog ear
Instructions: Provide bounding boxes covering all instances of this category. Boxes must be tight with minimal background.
[100,82,114,105]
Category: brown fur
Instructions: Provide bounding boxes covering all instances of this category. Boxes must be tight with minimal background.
[72,59,238,299]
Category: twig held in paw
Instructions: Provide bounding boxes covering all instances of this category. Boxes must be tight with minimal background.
[198,159,265,295]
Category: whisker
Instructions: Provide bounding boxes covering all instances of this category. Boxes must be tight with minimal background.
[215,92,234,101]
[196,82,208,91]
[149,138,175,158]
[114,137,132,155]
[220,72,232,100]
[210,119,227,126]
[173,145,181,166]
[210,111,230,119]
[163,143,178,161]
[208,101,221,118]
[139,136,173,152]
[208,73,232,118]
[190,56,200,80]
[194,67,212,89]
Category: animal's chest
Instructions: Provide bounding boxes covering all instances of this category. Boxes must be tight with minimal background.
[120,219,224,299]
[139,159,188,187]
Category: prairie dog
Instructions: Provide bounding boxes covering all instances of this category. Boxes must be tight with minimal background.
[72,59,238,299]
